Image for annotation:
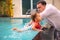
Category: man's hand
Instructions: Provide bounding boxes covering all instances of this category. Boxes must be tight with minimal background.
[39,30,43,32]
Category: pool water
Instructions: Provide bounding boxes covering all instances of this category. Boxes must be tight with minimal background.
[0,18,46,40]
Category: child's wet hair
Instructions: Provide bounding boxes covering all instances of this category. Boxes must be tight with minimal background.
[31,12,39,21]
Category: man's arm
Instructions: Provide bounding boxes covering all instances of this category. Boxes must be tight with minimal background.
[40,4,60,20]
[40,8,52,19]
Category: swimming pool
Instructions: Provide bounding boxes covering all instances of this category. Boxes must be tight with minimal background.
[0,18,47,40]
[0,18,39,40]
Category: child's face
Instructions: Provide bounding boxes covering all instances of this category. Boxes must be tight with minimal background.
[35,13,41,22]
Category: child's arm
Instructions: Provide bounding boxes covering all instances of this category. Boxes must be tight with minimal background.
[12,20,32,32]
[12,26,31,32]
[17,26,32,32]
[12,27,23,32]
[17,20,33,32]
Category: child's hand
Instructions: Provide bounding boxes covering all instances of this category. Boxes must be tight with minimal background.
[12,27,17,30]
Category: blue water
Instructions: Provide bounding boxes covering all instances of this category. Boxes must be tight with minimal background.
[0,18,47,40]
[0,18,39,40]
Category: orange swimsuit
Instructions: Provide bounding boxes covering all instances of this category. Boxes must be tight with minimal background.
[32,21,42,29]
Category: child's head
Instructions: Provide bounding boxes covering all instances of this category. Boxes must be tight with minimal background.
[31,12,41,22]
